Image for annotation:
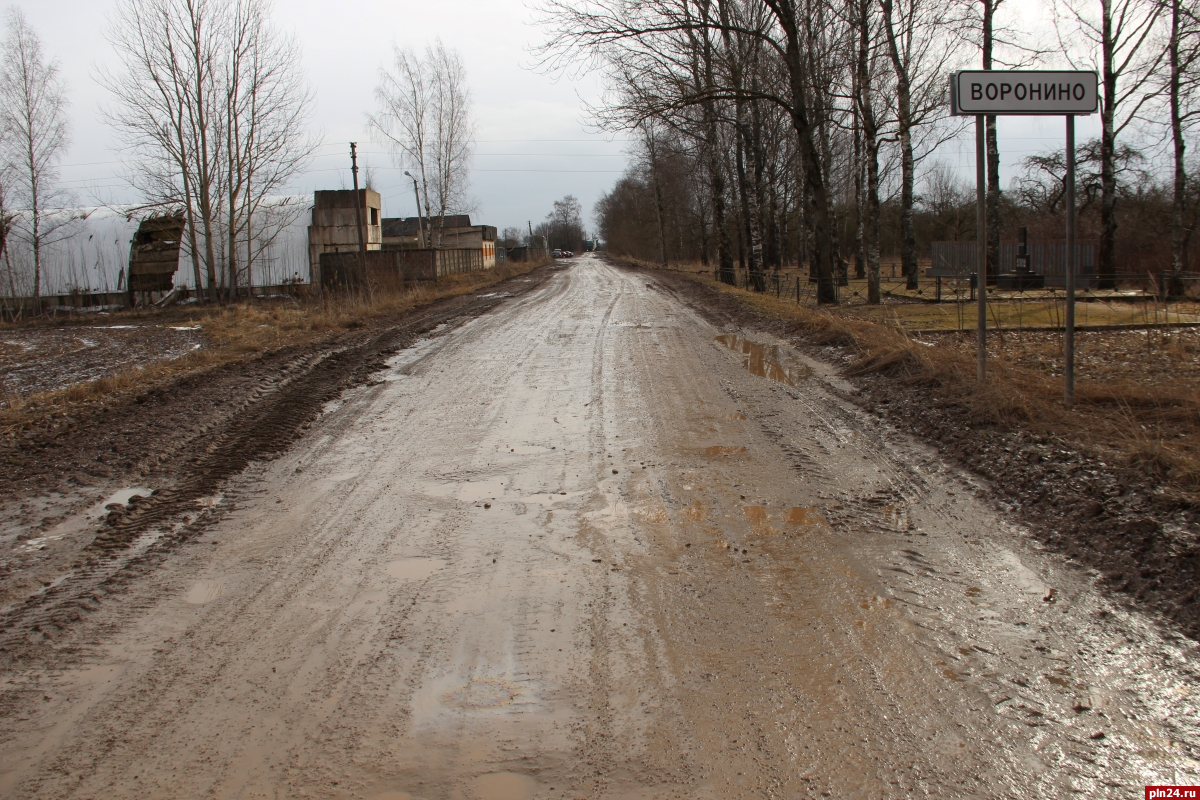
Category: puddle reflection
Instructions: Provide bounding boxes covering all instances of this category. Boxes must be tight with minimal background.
[786,506,828,527]
[715,334,812,386]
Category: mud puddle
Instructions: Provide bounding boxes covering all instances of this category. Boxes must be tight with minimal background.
[386,558,446,580]
[715,333,811,386]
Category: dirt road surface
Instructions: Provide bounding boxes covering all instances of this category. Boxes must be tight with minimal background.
[1,255,1197,798]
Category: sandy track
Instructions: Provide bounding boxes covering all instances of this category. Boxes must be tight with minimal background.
[0,256,1196,798]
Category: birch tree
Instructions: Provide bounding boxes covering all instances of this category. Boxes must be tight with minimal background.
[102,0,313,302]
[880,0,960,290]
[1055,0,1165,288]
[370,41,475,248]
[0,7,72,302]
[223,0,316,298]
[1164,0,1200,295]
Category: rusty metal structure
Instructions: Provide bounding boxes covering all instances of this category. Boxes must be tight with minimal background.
[127,214,185,301]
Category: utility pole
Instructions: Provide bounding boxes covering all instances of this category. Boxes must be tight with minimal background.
[405,171,425,248]
[350,143,367,292]
[350,143,366,256]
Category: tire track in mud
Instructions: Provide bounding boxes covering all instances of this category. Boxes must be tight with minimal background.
[0,284,544,659]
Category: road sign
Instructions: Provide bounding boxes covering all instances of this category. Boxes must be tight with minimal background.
[950,70,1095,403]
[950,70,1099,116]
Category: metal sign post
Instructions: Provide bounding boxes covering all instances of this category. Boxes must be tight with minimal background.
[1064,116,1076,405]
[950,70,1098,402]
[975,116,987,382]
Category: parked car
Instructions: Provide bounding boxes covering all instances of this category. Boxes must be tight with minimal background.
[552,249,564,258]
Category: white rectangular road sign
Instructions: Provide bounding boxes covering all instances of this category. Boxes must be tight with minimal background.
[951,71,1099,115]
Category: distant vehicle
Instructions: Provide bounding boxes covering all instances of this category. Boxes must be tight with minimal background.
[564,250,575,258]
[552,249,564,258]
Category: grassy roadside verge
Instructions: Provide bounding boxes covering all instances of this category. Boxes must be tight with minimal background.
[0,261,545,439]
[619,258,1200,502]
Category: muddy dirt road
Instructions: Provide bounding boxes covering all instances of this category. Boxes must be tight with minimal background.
[1,255,1197,798]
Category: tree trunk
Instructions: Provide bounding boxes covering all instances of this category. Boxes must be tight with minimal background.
[855,0,882,303]
[1169,0,1187,298]
[854,113,866,281]
[881,0,919,291]
[643,125,669,268]
[694,0,735,285]
[1099,0,1118,289]
[983,0,1000,282]
[765,0,837,303]
[710,129,735,284]
[733,100,763,289]
[29,152,39,302]
[748,85,769,289]
[865,134,883,304]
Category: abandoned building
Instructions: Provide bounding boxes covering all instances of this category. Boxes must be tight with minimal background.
[0,189,499,309]
[380,215,497,269]
[307,189,383,286]
[317,205,501,290]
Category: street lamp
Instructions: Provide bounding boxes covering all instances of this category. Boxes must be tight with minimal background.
[403,171,425,249]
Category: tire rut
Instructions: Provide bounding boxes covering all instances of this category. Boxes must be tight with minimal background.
[0,288,534,659]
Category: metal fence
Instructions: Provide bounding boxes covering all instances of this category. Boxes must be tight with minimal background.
[930,240,1098,286]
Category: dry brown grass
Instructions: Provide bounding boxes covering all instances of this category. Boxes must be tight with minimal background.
[628,258,1200,492]
[0,261,543,437]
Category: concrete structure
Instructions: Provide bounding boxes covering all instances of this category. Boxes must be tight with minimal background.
[505,245,549,263]
[320,248,485,291]
[381,215,497,269]
[308,189,382,286]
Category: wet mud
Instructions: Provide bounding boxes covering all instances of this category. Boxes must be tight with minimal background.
[651,267,1200,643]
[0,256,1195,798]
[715,332,811,386]
[0,270,552,651]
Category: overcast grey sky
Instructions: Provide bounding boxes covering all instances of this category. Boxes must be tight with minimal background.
[15,0,1105,235]
[15,0,632,236]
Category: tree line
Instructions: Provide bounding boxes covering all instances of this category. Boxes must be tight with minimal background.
[537,0,1200,301]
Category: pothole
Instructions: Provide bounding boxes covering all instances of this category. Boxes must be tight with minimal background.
[715,334,812,386]
[442,678,520,710]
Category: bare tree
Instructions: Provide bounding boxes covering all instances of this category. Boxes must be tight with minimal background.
[543,195,586,251]
[222,0,316,299]
[102,0,314,302]
[851,0,894,302]
[1055,0,1166,288]
[500,226,524,248]
[1164,0,1200,295]
[880,0,962,290]
[103,0,225,301]
[0,7,72,303]
[428,43,475,243]
[370,41,475,248]
[370,46,432,242]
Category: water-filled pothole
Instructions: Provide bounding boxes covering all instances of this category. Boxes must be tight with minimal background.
[705,445,746,456]
[442,678,520,709]
[715,334,812,386]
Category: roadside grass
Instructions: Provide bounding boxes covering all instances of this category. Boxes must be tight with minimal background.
[0,261,544,438]
[628,259,1200,498]
[668,265,1200,331]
